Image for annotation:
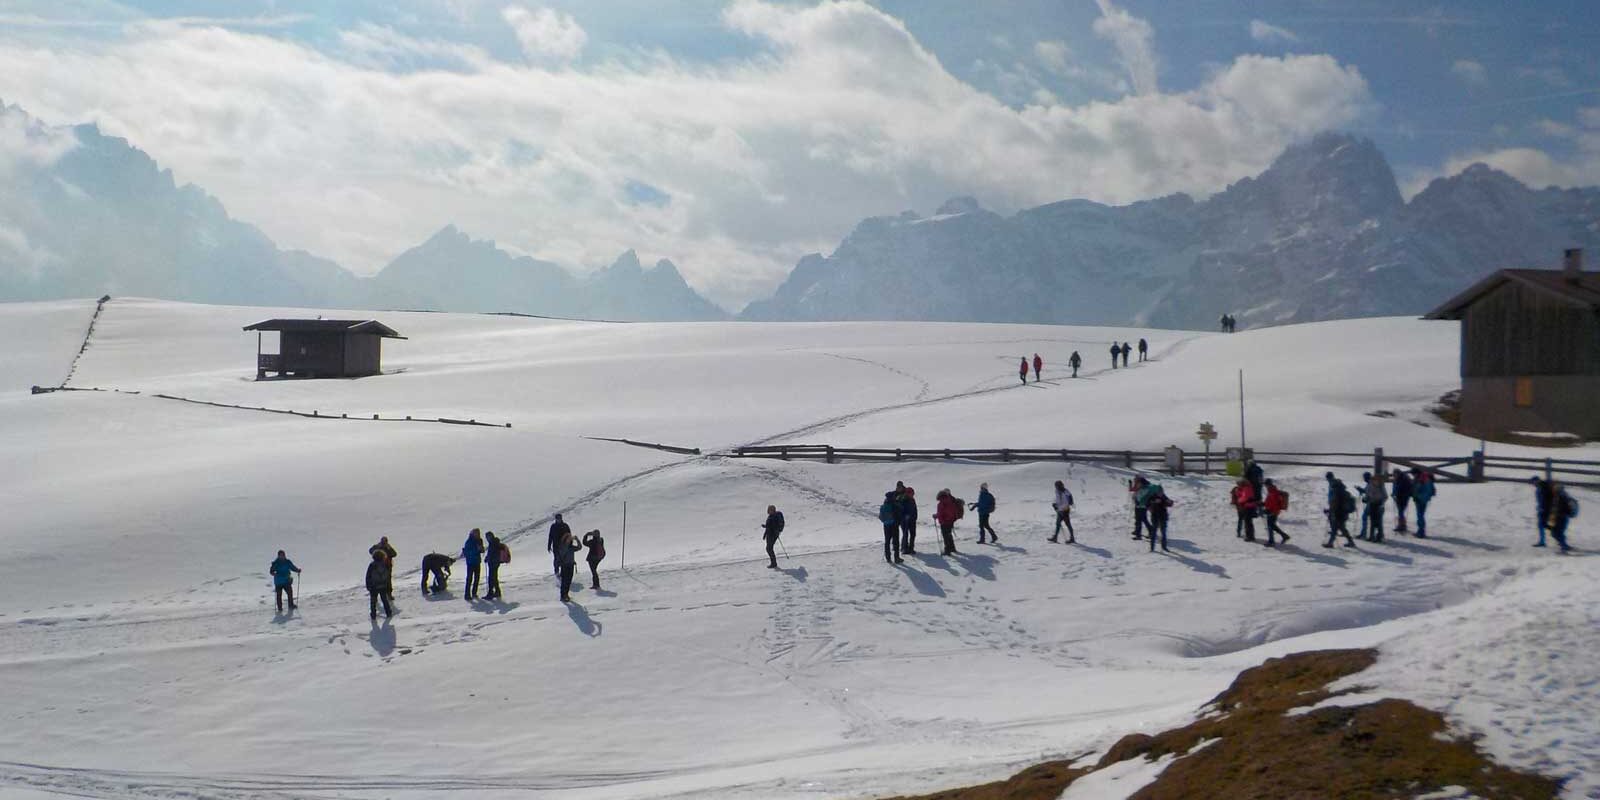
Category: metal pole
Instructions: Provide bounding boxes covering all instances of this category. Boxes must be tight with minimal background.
[1238,369,1247,450]
[620,501,627,570]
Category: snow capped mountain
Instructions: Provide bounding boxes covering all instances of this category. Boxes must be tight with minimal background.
[0,105,728,322]
[744,132,1600,329]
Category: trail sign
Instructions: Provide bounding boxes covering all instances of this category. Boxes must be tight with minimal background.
[1197,422,1218,441]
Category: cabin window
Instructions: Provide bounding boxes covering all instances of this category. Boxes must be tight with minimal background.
[1514,377,1534,408]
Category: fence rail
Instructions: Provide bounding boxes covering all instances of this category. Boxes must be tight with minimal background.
[727,444,1600,489]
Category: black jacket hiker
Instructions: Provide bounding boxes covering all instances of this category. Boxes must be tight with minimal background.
[548,516,572,576]
[763,506,785,568]
[366,552,394,619]
[421,553,454,593]
[582,530,606,590]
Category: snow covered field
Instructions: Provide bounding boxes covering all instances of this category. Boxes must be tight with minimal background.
[0,298,1595,799]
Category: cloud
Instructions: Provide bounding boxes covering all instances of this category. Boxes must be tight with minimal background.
[500,6,585,63]
[1249,20,1299,44]
[0,1,1373,307]
[1450,59,1487,86]
[0,103,77,177]
[1517,65,1570,88]
[1092,0,1157,95]
[1408,108,1600,196]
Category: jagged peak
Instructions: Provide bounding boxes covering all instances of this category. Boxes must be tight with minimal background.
[935,196,982,216]
[649,258,683,280]
[606,249,643,274]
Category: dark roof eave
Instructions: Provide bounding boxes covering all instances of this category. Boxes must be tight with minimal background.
[1424,269,1600,319]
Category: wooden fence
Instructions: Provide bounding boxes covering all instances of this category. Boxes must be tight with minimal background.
[727,444,1600,489]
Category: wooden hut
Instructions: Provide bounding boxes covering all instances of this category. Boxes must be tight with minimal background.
[1424,249,1600,438]
[243,319,405,380]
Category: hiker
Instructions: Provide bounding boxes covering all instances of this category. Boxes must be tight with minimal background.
[548,513,572,577]
[934,488,962,556]
[1323,472,1357,548]
[1068,351,1081,378]
[1032,353,1043,382]
[1050,480,1075,543]
[1361,472,1387,543]
[972,483,998,544]
[1019,357,1028,385]
[1263,479,1291,546]
[879,492,903,564]
[1120,342,1132,367]
[1412,469,1435,538]
[1131,476,1153,540]
[1137,338,1148,362]
[484,531,504,600]
[1391,468,1415,533]
[1532,477,1555,547]
[1109,343,1120,368]
[762,505,785,569]
[366,550,394,620]
[1231,479,1258,542]
[1220,314,1229,333]
[898,485,919,555]
[269,550,301,613]
[1244,460,1265,514]
[1146,484,1172,552]
[554,526,581,602]
[420,552,454,594]
[461,528,484,600]
[369,536,397,563]
[582,529,606,590]
[1548,482,1578,554]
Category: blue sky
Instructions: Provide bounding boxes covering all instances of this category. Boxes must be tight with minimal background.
[1,0,1597,306]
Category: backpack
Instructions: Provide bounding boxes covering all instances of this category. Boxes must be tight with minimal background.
[1341,490,1357,514]
[498,543,512,564]
[592,539,606,560]
[1559,491,1579,519]
[772,512,786,534]
[1278,489,1290,511]
[953,497,965,521]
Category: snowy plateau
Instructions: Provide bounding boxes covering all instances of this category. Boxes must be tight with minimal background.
[0,298,1596,799]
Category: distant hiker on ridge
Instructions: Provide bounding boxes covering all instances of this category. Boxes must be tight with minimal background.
[548,513,572,577]
[762,505,785,569]
[1050,480,1075,543]
[1137,338,1148,362]
[421,552,454,594]
[366,549,394,620]
[1019,357,1028,385]
[1109,343,1120,369]
[582,529,606,590]
[972,483,998,544]
[879,491,903,564]
[1068,351,1081,378]
[460,528,484,600]
[270,550,301,613]
[1032,353,1043,382]
[1120,342,1132,367]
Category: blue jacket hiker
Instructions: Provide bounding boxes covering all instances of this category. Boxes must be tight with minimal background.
[880,492,902,564]
[1411,470,1436,538]
[461,528,485,600]
[973,484,998,543]
[270,550,301,613]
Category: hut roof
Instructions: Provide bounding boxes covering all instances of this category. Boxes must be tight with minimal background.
[1424,269,1600,320]
[242,319,406,339]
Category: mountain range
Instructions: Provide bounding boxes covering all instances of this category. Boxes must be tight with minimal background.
[3,101,1598,328]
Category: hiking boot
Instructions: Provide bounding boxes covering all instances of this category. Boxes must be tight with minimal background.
[1534,542,1547,548]
[767,563,778,569]
[1321,543,1333,549]
[1067,537,1075,544]
[1048,536,1058,543]
[1161,546,1170,553]
[894,557,904,564]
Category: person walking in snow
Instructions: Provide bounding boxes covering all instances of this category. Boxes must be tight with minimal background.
[366,549,394,620]
[934,488,962,556]
[1231,479,1259,542]
[1019,357,1028,385]
[1109,343,1120,369]
[1360,472,1387,543]
[554,526,581,602]
[1068,351,1081,378]
[582,529,606,590]
[461,528,484,600]
[1146,484,1173,552]
[1120,342,1132,367]
[1244,460,1265,515]
[270,550,301,613]
[1263,479,1291,546]
[548,513,572,577]
[484,531,505,600]
[898,485,919,555]
[1050,480,1075,543]
[1032,353,1043,382]
[1137,338,1148,362]
[369,536,397,563]
[1132,476,1156,540]
[1220,314,1230,333]
[1391,468,1415,533]
[1323,472,1357,548]
[1532,476,1555,547]
[421,552,454,594]
[1412,468,1435,538]
[762,504,785,569]
[1547,482,1578,554]
[972,483,998,544]
[879,492,903,564]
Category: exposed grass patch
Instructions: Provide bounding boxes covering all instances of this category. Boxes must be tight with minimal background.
[884,649,1561,800]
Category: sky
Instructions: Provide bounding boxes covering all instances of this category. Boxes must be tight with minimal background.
[0,0,1597,309]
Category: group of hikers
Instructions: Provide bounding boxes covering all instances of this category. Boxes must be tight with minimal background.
[1109,339,1147,368]
[1014,338,1151,383]
[1219,314,1239,333]
[267,464,1580,617]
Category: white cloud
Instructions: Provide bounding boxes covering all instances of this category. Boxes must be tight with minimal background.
[1249,20,1299,44]
[1451,58,1487,86]
[1533,118,1575,139]
[0,103,77,177]
[1092,0,1157,95]
[0,1,1374,307]
[500,6,585,63]
[1033,40,1070,74]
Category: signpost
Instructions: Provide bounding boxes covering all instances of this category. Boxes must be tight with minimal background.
[1197,421,1217,474]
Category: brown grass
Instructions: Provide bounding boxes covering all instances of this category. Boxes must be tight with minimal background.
[882,649,1562,800]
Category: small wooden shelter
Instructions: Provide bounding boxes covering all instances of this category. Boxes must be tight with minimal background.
[1424,249,1600,438]
[243,319,405,380]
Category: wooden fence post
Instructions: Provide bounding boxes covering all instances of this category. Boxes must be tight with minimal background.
[1001,448,1011,463]
[1545,457,1553,482]
[895,448,903,462]
[1470,450,1486,482]
[826,446,835,464]
[781,446,789,460]
[1373,447,1384,477]
[1124,451,1133,469]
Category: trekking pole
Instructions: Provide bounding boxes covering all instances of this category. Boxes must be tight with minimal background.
[779,539,790,560]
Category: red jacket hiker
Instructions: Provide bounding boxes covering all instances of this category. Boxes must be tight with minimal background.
[1264,485,1288,515]
[1231,482,1258,511]
[1032,354,1042,379]
[1019,358,1028,381]
[934,491,962,525]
